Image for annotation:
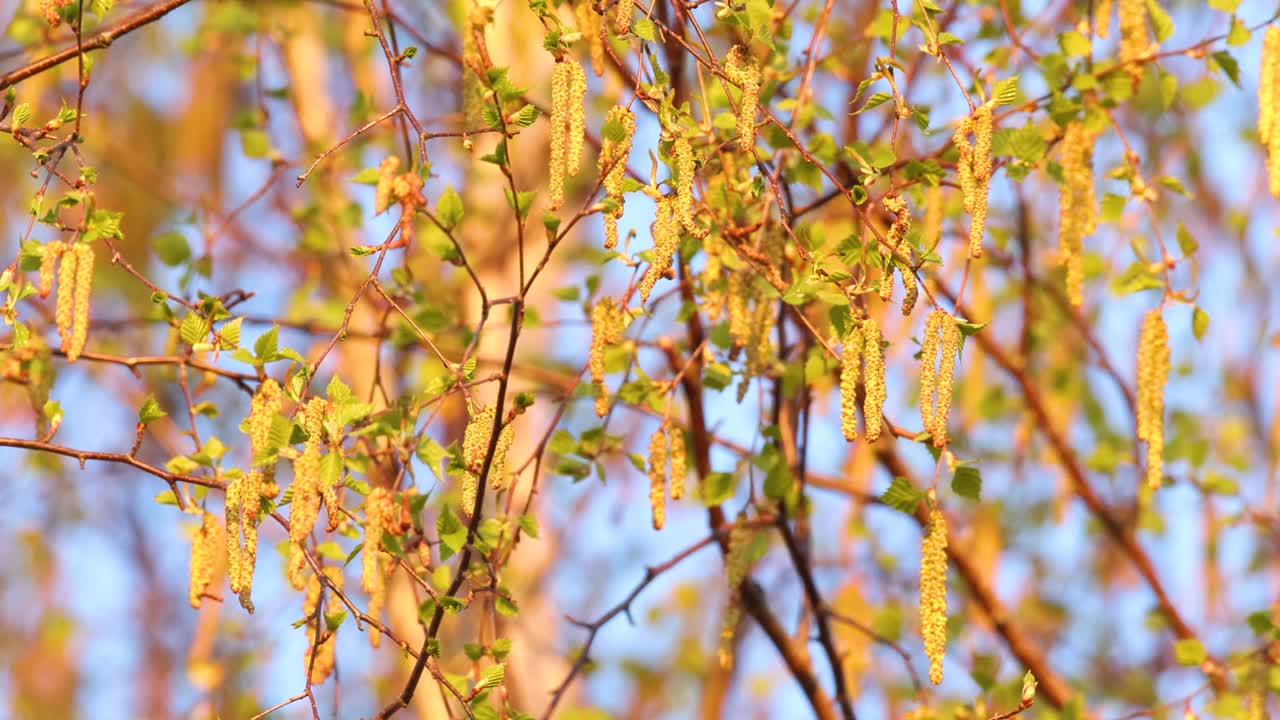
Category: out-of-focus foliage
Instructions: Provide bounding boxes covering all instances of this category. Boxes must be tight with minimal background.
[0,0,1278,718]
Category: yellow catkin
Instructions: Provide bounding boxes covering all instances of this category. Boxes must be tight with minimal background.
[461,472,478,518]
[920,506,949,686]
[863,318,886,442]
[839,321,863,442]
[300,563,343,681]
[575,1,605,76]
[639,197,679,304]
[882,195,917,315]
[901,268,919,316]
[672,137,704,237]
[599,106,636,249]
[229,379,282,611]
[669,427,686,500]
[590,298,623,416]
[362,488,396,648]
[38,241,62,298]
[374,156,400,215]
[727,270,754,349]
[305,634,336,685]
[463,403,496,473]
[566,59,587,173]
[188,511,221,609]
[288,398,329,590]
[1137,309,1169,489]
[718,603,742,670]
[66,243,93,362]
[1260,28,1280,198]
[490,420,515,490]
[1095,0,1112,38]
[932,313,961,448]
[969,106,992,258]
[648,425,668,530]
[549,61,571,211]
[54,243,77,354]
[724,46,761,152]
[1058,121,1098,306]
[1118,0,1149,72]
[719,519,752,668]
[614,0,633,34]
[918,310,944,436]
[954,108,992,258]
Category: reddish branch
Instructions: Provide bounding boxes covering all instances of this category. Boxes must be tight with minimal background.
[0,0,197,91]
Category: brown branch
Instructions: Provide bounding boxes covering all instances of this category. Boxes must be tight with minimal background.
[0,0,197,91]
[0,436,224,489]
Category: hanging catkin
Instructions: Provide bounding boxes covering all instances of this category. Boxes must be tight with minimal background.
[648,425,669,530]
[954,107,992,258]
[920,310,960,447]
[1058,121,1098,306]
[599,106,636,249]
[1118,0,1149,75]
[723,46,761,152]
[839,321,863,442]
[919,504,949,686]
[549,58,587,211]
[1260,27,1280,197]
[1136,309,1169,489]
[639,197,679,304]
[862,318,886,442]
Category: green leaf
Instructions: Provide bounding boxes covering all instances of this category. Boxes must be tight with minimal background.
[512,104,539,128]
[1210,50,1241,88]
[855,92,893,115]
[437,506,468,559]
[504,188,536,221]
[437,186,464,229]
[1175,222,1198,255]
[240,128,271,158]
[254,326,279,360]
[1226,17,1250,47]
[631,17,657,41]
[1145,0,1173,43]
[951,466,982,500]
[1208,0,1240,10]
[152,230,191,266]
[1173,638,1206,666]
[1058,31,1091,58]
[179,313,210,346]
[991,76,1020,106]
[880,477,924,514]
[701,472,735,506]
[1191,306,1210,341]
[1099,193,1127,223]
[138,396,167,425]
[154,490,179,506]
[476,663,505,690]
[351,167,381,184]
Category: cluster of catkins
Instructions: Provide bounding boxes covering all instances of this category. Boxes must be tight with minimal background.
[226,379,283,612]
[39,241,94,362]
[839,317,886,443]
[646,422,686,530]
[460,401,516,517]
[919,310,961,448]
[878,195,918,315]
[302,566,345,685]
[953,105,993,258]
[548,58,588,211]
